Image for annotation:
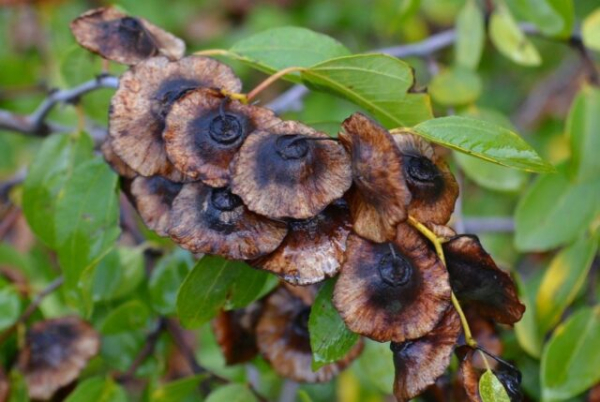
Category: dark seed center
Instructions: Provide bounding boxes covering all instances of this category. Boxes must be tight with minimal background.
[377,248,412,287]
[154,78,200,120]
[118,17,144,34]
[210,188,242,212]
[405,155,440,183]
[209,115,243,145]
[275,135,309,160]
[292,307,311,338]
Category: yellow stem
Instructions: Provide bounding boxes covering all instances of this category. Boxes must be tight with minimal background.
[246,66,305,102]
[407,215,478,348]
[221,90,249,104]
[193,49,231,57]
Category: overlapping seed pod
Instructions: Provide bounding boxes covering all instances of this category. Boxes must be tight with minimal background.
[70,9,526,400]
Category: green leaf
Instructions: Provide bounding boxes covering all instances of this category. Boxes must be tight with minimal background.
[7,370,29,402]
[151,374,204,402]
[536,237,598,335]
[65,377,127,402]
[60,46,96,87]
[22,133,94,247]
[566,86,600,183]
[583,8,600,52]
[177,256,271,328]
[301,54,433,127]
[90,247,145,303]
[515,169,599,251]
[100,300,151,335]
[412,116,553,173]
[55,158,121,292]
[356,339,394,394]
[149,249,194,315]
[479,370,511,402]
[297,390,313,402]
[515,0,574,38]
[229,27,349,75]
[489,5,541,66]
[455,0,485,70]
[205,384,258,402]
[0,281,21,332]
[514,274,544,359]
[429,66,482,106]
[541,307,600,401]
[309,280,359,370]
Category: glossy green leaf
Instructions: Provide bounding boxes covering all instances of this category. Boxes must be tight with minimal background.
[22,133,94,247]
[149,249,194,315]
[479,370,511,402]
[566,86,600,182]
[177,256,270,328]
[302,54,433,127]
[151,374,204,402]
[101,331,145,372]
[100,300,151,335]
[309,280,359,370]
[541,307,600,401]
[65,377,127,402]
[536,237,598,335]
[515,169,599,251]
[413,116,553,172]
[55,158,121,292]
[514,274,544,359]
[90,246,145,303]
[229,26,349,75]
[489,5,541,66]
[515,0,574,37]
[429,66,482,106]
[0,281,21,331]
[583,8,600,52]
[356,340,394,393]
[455,0,485,70]
[205,384,258,402]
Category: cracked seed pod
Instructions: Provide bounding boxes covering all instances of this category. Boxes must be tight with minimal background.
[256,286,363,382]
[101,139,137,179]
[70,7,185,65]
[339,113,411,243]
[443,235,525,325]
[167,182,287,259]
[333,224,451,342]
[130,175,183,236]
[392,131,458,224]
[252,200,351,285]
[392,307,462,402]
[231,120,352,220]
[213,301,264,365]
[457,347,523,402]
[17,317,100,401]
[164,88,278,187]
[109,56,242,180]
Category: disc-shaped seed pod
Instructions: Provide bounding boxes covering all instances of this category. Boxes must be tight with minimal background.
[164,88,278,187]
[443,235,525,325]
[212,301,264,365]
[256,286,363,382]
[167,182,287,260]
[109,56,242,180]
[339,113,411,243]
[231,120,352,220]
[392,307,462,402]
[17,317,100,401]
[252,200,351,285]
[130,175,183,237]
[101,139,137,179]
[393,131,458,224]
[333,224,451,343]
[70,7,185,65]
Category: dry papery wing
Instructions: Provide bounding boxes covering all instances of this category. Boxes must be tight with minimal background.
[256,286,363,382]
[164,87,278,187]
[130,175,183,237]
[443,235,525,325]
[70,7,185,65]
[392,307,462,402]
[109,56,242,180]
[252,200,351,285]
[231,120,352,220]
[167,182,288,260]
[333,224,451,342]
[339,112,411,243]
[101,139,137,179]
[393,130,458,225]
[17,317,100,401]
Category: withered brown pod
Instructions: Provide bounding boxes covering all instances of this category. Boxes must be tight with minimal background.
[70,7,185,65]
[130,175,183,237]
[339,113,411,243]
[213,301,264,365]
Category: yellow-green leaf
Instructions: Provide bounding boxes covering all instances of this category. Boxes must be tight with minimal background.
[479,370,511,402]
[489,5,541,66]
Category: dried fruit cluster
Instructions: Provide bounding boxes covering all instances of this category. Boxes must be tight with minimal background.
[71,8,527,401]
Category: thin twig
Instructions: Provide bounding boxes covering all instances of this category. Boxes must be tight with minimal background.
[463,217,515,233]
[117,318,167,382]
